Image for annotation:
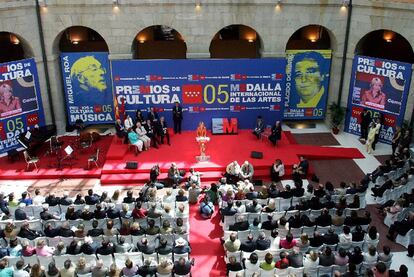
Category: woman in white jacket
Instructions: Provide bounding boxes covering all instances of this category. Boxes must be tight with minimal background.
[135,122,151,150]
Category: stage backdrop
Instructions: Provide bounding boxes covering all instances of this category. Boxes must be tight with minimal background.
[111,59,285,130]
[284,50,332,120]
[0,58,45,154]
[60,52,114,125]
[344,55,412,143]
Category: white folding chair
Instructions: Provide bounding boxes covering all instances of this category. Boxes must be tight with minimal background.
[173,252,189,262]
[317,265,334,277]
[125,252,143,267]
[304,266,318,277]
[260,268,276,277]
[77,273,92,277]
[97,254,113,266]
[332,265,347,275]
[229,270,245,277]
[288,266,304,277]
[275,267,289,277]
[142,252,158,263]
[53,254,71,268]
[279,198,292,211]
[37,255,54,267]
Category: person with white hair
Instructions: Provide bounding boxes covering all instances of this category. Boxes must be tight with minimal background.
[167,162,185,185]
[225,160,241,184]
[240,160,254,180]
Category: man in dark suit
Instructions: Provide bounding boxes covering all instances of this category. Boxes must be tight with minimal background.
[279,185,293,199]
[85,189,100,205]
[387,211,414,240]
[40,204,60,220]
[14,204,28,220]
[44,223,60,238]
[255,232,271,250]
[87,220,104,237]
[172,102,183,134]
[17,222,41,240]
[261,215,279,230]
[137,237,156,254]
[45,193,60,206]
[155,116,170,145]
[360,109,371,141]
[59,222,75,237]
[240,234,256,252]
[323,228,339,245]
[80,237,97,255]
[229,215,249,231]
[106,203,121,219]
[157,237,173,255]
[59,191,73,206]
[309,231,324,247]
[173,257,194,276]
[147,106,159,123]
[96,239,115,255]
[288,247,303,268]
[315,208,332,227]
[220,201,237,217]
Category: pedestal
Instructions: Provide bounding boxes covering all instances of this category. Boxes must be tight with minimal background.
[196,136,210,162]
[196,154,210,162]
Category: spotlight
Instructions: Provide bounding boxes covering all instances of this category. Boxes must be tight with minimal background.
[195,1,201,11]
[113,0,119,8]
[275,0,282,11]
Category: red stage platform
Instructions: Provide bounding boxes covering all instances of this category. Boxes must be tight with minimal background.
[100,130,365,185]
[0,131,364,185]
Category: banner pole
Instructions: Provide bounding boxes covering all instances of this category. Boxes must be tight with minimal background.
[337,0,353,105]
[35,0,56,126]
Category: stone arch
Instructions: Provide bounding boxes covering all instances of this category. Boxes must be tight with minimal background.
[52,26,109,55]
[209,24,263,58]
[355,29,414,63]
[0,31,34,63]
[132,25,187,59]
[285,24,334,51]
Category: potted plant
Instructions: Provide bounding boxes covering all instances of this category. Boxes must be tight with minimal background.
[328,102,346,134]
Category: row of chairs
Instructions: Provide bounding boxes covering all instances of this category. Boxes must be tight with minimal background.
[5,252,190,274]
[222,207,365,231]
[14,232,190,248]
[4,198,191,220]
[228,262,391,277]
[0,214,190,231]
[374,178,414,205]
[374,160,410,187]
[219,192,367,213]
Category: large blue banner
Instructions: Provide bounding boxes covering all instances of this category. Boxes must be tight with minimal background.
[284,50,332,120]
[111,59,285,130]
[0,58,45,154]
[345,55,412,143]
[60,52,114,125]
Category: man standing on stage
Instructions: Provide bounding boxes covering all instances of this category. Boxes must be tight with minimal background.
[172,101,183,134]
[360,109,371,143]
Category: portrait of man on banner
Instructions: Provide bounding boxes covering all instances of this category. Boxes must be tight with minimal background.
[70,55,108,94]
[291,51,329,108]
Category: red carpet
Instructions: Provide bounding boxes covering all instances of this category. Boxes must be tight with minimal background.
[101,130,364,185]
[0,136,112,180]
[189,200,226,277]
